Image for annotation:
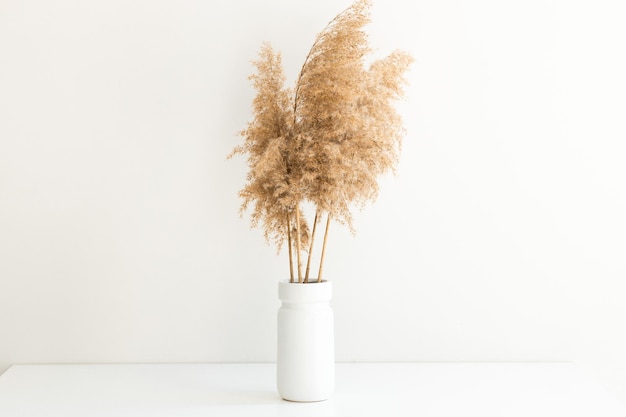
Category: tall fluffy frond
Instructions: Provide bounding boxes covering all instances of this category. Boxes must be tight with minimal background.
[231,43,299,251]
[233,0,412,278]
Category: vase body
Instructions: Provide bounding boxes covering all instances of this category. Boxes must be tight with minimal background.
[277,280,334,402]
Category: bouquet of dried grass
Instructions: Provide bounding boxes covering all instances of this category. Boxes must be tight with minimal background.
[231,0,412,283]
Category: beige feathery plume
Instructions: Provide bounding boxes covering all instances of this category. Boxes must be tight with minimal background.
[232,0,412,282]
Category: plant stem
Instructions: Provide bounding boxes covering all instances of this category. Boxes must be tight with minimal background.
[286,214,294,283]
[304,211,319,283]
[318,214,331,283]
[295,205,303,283]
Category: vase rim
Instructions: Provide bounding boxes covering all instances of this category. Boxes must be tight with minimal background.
[279,279,332,302]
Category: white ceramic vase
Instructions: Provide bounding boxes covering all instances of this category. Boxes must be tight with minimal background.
[277,280,335,402]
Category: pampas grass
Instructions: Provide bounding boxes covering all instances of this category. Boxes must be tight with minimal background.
[231,0,412,283]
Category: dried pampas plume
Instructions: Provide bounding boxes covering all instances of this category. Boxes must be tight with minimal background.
[230,0,412,283]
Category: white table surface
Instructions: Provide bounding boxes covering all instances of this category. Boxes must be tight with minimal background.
[1,363,625,416]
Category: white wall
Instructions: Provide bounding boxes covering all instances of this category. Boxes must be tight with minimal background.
[1,0,626,403]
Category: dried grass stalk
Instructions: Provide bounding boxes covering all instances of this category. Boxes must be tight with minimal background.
[231,0,412,281]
